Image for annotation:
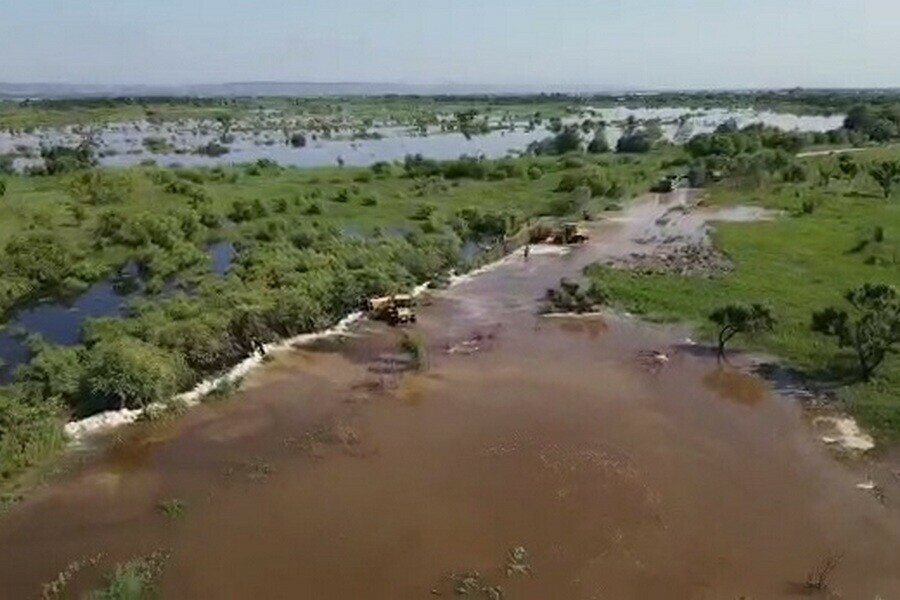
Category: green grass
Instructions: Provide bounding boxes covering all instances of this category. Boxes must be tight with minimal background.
[590,148,900,438]
[156,498,187,520]
[0,152,667,257]
[0,96,578,130]
[87,550,169,600]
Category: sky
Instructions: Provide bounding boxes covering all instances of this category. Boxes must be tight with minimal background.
[1,0,898,89]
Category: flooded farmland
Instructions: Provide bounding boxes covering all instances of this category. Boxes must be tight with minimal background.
[0,107,845,171]
[1,194,898,599]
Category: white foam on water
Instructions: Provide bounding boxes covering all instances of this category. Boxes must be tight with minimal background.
[816,415,876,453]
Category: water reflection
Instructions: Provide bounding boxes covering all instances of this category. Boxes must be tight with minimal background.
[0,107,846,171]
[551,315,609,339]
[702,366,768,406]
[0,241,235,382]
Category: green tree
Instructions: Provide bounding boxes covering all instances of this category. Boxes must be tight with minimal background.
[40,142,96,175]
[812,283,900,381]
[587,131,610,154]
[616,131,653,154]
[84,337,184,410]
[844,105,875,132]
[868,161,900,199]
[215,113,233,143]
[15,343,83,404]
[289,132,307,148]
[67,170,133,205]
[817,163,837,188]
[709,303,776,360]
[838,155,859,180]
[3,233,79,288]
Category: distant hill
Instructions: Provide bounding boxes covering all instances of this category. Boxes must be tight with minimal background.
[1,82,896,101]
[0,81,629,100]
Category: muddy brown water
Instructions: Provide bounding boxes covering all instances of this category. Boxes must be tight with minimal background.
[2,193,900,599]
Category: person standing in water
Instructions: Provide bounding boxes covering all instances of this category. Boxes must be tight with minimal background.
[523,244,531,261]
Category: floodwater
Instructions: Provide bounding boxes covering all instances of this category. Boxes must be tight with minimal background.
[0,242,234,382]
[0,107,845,171]
[1,194,899,599]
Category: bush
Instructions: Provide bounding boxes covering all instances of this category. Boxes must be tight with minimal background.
[142,136,172,154]
[87,550,169,600]
[0,389,65,481]
[411,204,436,221]
[616,132,653,154]
[289,132,307,148]
[40,143,97,175]
[67,170,133,205]
[543,278,607,313]
[3,233,82,290]
[528,127,582,156]
[443,156,489,180]
[587,133,610,154]
[195,142,230,157]
[83,337,185,410]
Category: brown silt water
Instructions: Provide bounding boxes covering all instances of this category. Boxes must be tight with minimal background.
[1,194,899,599]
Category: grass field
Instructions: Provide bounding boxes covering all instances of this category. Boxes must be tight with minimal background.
[0,152,665,269]
[590,148,900,438]
[0,96,581,130]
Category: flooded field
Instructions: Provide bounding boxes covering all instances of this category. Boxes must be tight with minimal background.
[0,242,235,382]
[0,107,845,171]
[1,193,898,599]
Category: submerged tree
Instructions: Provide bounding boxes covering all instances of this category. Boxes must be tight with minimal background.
[214,113,233,143]
[811,283,900,381]
[868,160,900,199]
[709,303,776,360]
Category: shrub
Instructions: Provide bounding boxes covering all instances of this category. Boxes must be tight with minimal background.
[0,390,65,481]
[40,143,97,175]
[709,303,776,359]
[812,283,900,380]
[83,337,185,410]
[616,132,653,154]
[543,278,607,313]
[195,142,230,157]
[67,170,133,205]
[289,132,307,148]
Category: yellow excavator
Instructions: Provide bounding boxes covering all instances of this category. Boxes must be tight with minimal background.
[365,294,417,326]
[548,223,589,245]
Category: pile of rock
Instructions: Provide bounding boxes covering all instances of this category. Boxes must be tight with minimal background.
[607,243,732,277]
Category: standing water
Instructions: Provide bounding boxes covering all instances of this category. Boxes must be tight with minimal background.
[0,108,845,171]
[0,194,898,598]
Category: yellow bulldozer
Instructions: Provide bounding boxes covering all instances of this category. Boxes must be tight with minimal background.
[547,223,589,245]
[365,294,417,326]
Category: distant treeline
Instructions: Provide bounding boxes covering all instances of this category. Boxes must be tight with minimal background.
[5,89,900,114]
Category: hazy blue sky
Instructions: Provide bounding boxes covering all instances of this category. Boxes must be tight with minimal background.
[2,0,898,88]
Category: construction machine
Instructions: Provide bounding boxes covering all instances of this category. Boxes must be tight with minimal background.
[548,222,590,245]
[366,294,417,326]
